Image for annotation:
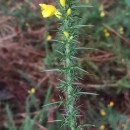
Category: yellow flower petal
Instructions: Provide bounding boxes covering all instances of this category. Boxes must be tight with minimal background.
[28,88,36,95]
[105,32,110,37]
[41,10,50,18]
[119,27,124,35]
[99,125,105,130]
[39,4,47,10]
[39,4,56,18]
[100,11,105,17]
[47,35,52,41]
[103,29,110,37]
[55,10,62,19]
[108,101,114,107]
[100,109,106,116]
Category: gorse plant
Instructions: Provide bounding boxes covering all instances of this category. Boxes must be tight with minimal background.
[39,0,93,130]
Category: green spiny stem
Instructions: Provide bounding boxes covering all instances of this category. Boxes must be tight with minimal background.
[39,0,83,129]
[57,0,79,129]
[65,40,76,130]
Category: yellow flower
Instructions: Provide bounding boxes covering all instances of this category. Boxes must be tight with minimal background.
[63,31,69,38]
[99,125,105,130]
[108,101,114,107]
[99,4,106,17]
[39,4,56,18]
[67,8,72,16]
[55,10,62,19]
[118,26,124,35]
[47,35,52,41]
[60,0,66,7]
[28,88,36,95]
[104,29,110,37]
[100,109,106,116]
[100,11,105,17]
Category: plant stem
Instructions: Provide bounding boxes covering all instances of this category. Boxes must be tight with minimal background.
[65,40,76,130]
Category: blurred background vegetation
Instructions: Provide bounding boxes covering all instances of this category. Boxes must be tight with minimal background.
[0,0,130,130]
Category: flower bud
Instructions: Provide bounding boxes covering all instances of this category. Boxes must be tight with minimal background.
[60,0,66,7]
[67,8,72,15]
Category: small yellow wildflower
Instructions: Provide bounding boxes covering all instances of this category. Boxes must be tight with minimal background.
[100,109,106,116]
[99,4,106,17]
[100,11,106,17]
[118,26,124,35]
[108,101,114,107]
[39,4,56,18]
[99,125,105,130]
[55,10,62,19]
[47,35,52,41]
[28,88,36,95]
[67,8,72,16]
[60,0,66,7]
[63,31,69,38]
[104,29,110,37]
